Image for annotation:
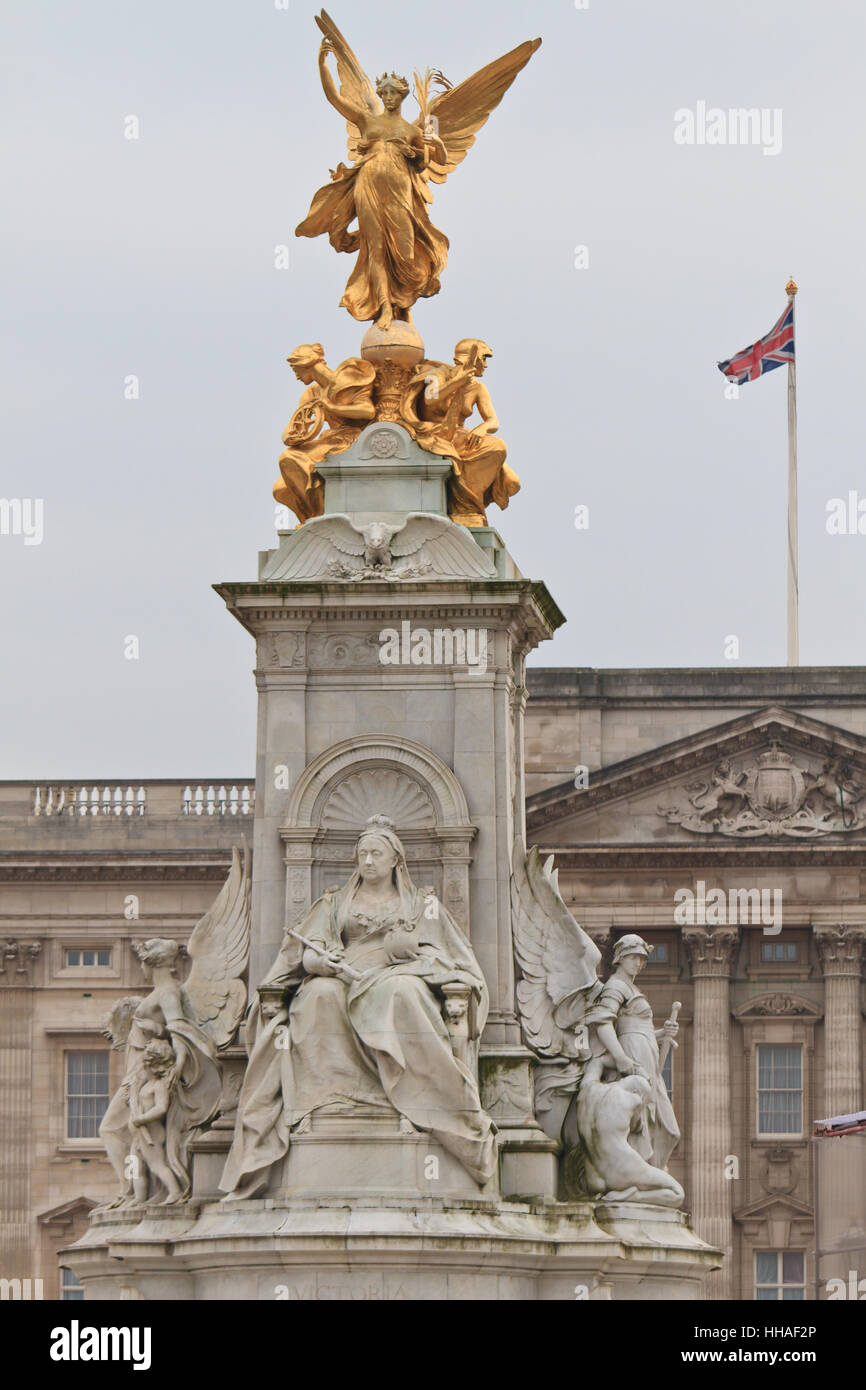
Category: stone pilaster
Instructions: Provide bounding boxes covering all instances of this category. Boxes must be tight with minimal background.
[0,940,41,1280]
[683,926,739,1300]
[813,926,866,1117]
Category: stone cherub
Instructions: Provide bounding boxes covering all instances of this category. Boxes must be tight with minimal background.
[511,842,682,1206]
[128,1039,183,1204]
[99,845,251,1206]
[296,11,540,328]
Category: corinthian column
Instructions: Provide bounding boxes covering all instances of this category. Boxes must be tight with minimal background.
[683,926,740,1300]
[814,926,866,1116]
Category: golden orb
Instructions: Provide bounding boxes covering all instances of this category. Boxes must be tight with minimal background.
[360,319,425,367]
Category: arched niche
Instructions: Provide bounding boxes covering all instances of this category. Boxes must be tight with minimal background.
[280,736,476,934]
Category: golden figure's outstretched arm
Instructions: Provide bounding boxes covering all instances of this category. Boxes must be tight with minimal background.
[317,42,365,127]
[314,9,381,154]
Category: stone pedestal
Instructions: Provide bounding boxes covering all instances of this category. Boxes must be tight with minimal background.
[216,426,564,1192]
[318,423,452,519]
[63,425,722,1299]
[64,1197,719,1301]
[272,1109,490,1202]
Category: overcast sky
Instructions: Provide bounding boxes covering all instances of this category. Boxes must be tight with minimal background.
[2,0,865,778]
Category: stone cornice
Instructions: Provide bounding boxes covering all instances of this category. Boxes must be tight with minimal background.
[527,667,866,705]
[0,852,232,883]
[215,579,565,641]
[536,845,866,868]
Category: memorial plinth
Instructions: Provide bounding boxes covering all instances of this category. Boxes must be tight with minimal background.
[67,1198,717,1301]
[63,429,721,1298]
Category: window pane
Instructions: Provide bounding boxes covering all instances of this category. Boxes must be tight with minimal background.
[661,1051,673,1099]
[782,1252,804,1283]
[756,1251,778,1283]
[758,1046,802,1133]
[755,1287,778,1300]
[61,1268,84,1301]
[66,948,111,967]
[782,1288,805,1301]
[66,1051,111,1138]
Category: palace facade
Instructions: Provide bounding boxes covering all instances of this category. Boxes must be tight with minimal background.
[1,666,864,1299]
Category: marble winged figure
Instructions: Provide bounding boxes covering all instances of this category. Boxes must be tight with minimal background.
[511,843,684,1206]
[296,10,541,328]
[99,845,251,1205]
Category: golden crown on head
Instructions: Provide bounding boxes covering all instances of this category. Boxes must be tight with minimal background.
[376,71,410,97]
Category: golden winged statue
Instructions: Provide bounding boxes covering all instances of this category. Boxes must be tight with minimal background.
[296,10,541,329]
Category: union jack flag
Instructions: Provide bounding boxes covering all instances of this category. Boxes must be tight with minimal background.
[717,301,795,385]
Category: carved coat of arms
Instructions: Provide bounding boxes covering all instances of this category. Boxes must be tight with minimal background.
[660,743,866,838]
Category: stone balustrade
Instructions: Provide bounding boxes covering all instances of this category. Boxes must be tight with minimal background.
[0,782,255,820]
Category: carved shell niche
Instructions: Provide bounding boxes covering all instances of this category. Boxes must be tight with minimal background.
[320,769,436,830]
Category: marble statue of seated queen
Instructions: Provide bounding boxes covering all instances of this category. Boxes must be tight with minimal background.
[221,816,496,1197]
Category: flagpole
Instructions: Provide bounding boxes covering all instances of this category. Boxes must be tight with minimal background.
[785,278,799,666]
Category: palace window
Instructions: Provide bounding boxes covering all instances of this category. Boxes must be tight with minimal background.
[757,1045,802,1135]
[755,1250,805,1300]
[647,943,668,963]
[760,942,797,963]
[65,949,111,967]
[60,1267,84,1301]
[65,1051,110,1139]
[661,1049,673,1100]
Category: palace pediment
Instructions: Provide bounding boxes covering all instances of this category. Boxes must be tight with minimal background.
[527,706,866,847]
[733,994,823,1020]
[733,1190,814,1248]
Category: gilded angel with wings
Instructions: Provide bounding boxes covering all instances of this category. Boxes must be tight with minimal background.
[296,11,541,329]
